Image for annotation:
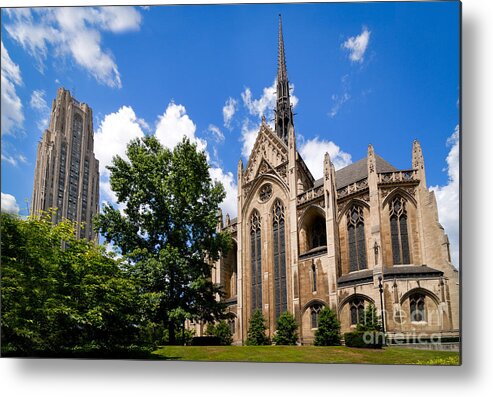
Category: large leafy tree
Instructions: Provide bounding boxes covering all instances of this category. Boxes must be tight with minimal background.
[1,212,146,357]
[96,136,231,344]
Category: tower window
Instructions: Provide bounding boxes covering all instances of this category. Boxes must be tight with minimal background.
[389,196,411,265]
[347,205,367,272]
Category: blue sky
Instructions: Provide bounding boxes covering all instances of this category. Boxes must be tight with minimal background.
[1,2,460,265]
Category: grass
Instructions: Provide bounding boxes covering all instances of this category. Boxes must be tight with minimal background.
[151,345,460,365]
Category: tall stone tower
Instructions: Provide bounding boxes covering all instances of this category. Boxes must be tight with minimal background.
[31,88,100,241]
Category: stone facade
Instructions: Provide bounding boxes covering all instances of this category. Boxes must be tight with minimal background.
[197,17,459,345]
[31,88,100,242]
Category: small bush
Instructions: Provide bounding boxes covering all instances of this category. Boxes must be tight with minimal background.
[344,331,385,349]
[206,320,233,345]
[314,308,341,346]
[162,328,195,346]
[246,310,270,346]
[273,312,298,345]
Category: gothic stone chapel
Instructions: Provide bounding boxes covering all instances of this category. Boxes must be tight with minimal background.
[203,16,459,345]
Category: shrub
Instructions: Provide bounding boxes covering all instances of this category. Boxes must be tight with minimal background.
[162,328,195,346]
[246,310,270,346]
[357,303,382,332]
[273,312,298,345]
[206,320,233,346]
[314,308,341,346]
[344,331,384,349]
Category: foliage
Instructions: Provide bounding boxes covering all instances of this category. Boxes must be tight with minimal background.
[204,320,233,346]
[162,327,195,346]
[273,311,298,345]
[314,307,341,346]
[356,303,382,332]
[96,136,232,344]
[246,310,270,346]
[343,331,384,349]
[0,212,148,357]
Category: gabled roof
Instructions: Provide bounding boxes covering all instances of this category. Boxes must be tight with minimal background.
[312,155,397,190]
[335,155,397,189]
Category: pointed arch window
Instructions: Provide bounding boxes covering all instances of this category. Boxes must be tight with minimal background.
[273,200,287,319]
[349,298,365,325]
[310,303,323,329]
[409,293,426,322]
[250,210,262,312]
[389,196,410,265]
[347,206,367,272]
[311,217,327,249]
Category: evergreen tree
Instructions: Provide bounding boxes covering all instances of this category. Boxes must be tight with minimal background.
[314,307,341,346]
[357,303,381,332]
[212,320,233,346]
[96,136,231,344]
[273,311,298,345]
[246,310,270,346]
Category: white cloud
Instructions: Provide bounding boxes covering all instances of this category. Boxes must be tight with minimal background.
[1,192,20,214]
[329,92,351,118]
[1,41,24,135]
[4,7,143,88]
[94,106,145,204]
[155,102,207,154]
[1,152,28,167]
[241,79,298,122]
[208,124,224,143]
[430,125,460,267]
[223,97,237,129]
[30,89,50,130]
[30,89,47,110]
[240,119,260,159]
[209,167,238,218]
[343,26,371,63]
[299,137,352,179]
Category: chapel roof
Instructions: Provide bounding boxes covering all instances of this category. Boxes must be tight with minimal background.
[312,155,398,189]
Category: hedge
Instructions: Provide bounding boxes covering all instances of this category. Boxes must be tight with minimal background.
[344,331,385,349]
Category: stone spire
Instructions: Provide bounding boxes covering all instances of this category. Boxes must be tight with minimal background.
[275,14,294,145]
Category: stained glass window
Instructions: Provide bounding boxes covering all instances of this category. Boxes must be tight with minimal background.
[273,200,287,319]
[250,210,262,312]
[410,294,425,322]
[389,196,411,265]
[347,206,367,272]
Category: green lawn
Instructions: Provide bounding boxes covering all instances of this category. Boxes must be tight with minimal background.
[151,345,460,365]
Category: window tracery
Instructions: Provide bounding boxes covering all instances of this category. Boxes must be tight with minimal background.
[347,205,367,272]
[273,200,287,319]
[389,196,410,265]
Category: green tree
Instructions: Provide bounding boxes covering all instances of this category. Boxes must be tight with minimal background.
[314,307,341,346]
[273,311,298,345]
[206,320,233,346]
[246,310,270,346]
[1,212,147,357]
[357,303,381,332]
[96,136,231,344]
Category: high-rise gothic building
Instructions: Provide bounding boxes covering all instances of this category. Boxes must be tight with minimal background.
[31,88,99,242]
[206,16,459,345]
